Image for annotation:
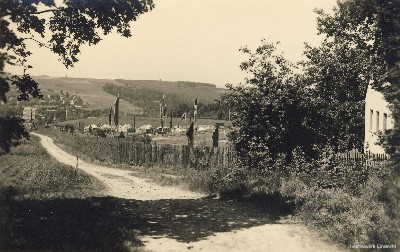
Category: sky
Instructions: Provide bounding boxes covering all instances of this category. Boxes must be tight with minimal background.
[6,0,338,88]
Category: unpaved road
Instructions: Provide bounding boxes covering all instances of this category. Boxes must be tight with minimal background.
[32,133,204,200]
[33,133,345,252]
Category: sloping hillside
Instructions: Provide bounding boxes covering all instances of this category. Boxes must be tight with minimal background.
[33,76,229,116]
[34,76,142,115]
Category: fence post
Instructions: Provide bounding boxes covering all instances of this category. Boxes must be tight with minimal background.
[161,145,164,166]
[181,145,186,168]
[135,144,139,166]
[174,145,178,167]
[149,144,153,167]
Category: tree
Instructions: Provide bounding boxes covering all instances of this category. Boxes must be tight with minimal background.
[0,0,154,153]
[314,0,400,157]
[302,37,379,152]
[224,40,320,170]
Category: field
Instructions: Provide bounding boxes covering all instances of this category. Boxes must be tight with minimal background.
[34,76,140,115]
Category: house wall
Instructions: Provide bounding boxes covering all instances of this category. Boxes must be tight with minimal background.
[22,107,37,121]
[364,85,394,153]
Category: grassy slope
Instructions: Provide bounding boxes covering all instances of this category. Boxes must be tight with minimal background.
[0,136,146,251]
[34,76,141,114]
[0,136,105,200]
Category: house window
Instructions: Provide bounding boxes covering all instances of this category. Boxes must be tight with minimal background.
[370,109,373,131]
[383,113,387,133]
[376,111,380,132]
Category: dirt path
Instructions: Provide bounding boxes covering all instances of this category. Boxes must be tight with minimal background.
[33,133,345,252]
[140,224,344,252]
[32,133,204,200]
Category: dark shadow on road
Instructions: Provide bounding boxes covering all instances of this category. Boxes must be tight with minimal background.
[1,194,295,251]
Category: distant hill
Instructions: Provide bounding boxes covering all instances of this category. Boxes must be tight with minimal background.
[33,76,229,116]
[33,76,143,115]
[114,79,228,103]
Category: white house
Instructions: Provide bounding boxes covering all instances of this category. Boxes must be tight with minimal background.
[364,85,395,154]
[22,106,37,121]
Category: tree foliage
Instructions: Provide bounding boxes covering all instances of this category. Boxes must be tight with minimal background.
[224,41,321,169]
[302,35,376,152]
[0,0,154,153]
[314,0,400,157]
[0,116,29,154]
[226,0,400,168]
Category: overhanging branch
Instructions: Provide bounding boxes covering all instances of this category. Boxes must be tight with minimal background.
[0,8,63,19]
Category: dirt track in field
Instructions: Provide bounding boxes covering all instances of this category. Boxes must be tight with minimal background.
[33,132,345,252]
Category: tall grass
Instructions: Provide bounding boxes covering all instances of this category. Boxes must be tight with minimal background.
[0,136,146,251]
[0,136,105,200]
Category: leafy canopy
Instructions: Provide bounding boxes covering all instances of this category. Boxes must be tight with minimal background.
[225,0,400,168]
[224,40,321,169]
[314,0,400,158]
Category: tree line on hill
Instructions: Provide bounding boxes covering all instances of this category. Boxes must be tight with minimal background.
[103,83,229,120]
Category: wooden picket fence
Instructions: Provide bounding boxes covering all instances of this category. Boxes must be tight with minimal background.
[108,141,390,169]
[112,142,237,170]
[333,150,391,167]
[66,134,391,170]
[74,136,238,170]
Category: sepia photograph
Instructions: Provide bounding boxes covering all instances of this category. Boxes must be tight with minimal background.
[0,0,399,251]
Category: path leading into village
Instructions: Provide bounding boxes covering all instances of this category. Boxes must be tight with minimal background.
[33,133,345,252]
[32,133,204,200]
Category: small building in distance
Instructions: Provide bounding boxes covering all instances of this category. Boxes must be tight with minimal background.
[22,106,37,121]
[364,85,395,154]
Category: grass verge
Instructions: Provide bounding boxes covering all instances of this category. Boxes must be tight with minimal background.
[0,136,144,251]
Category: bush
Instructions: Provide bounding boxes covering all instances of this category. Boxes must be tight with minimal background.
[280,159,400,247]
[208,163,283,198]
[209,147,399,247]
[209,166,249,198]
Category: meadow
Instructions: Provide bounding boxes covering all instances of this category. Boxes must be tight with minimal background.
[34,76,229,116]
[34,76,141,115]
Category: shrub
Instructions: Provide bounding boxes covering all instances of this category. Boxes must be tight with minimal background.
[209,166,249,198]
[280,159,400,247]
[208,162,285,198]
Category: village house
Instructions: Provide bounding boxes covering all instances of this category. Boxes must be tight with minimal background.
[364,85,395,154]
[22,106,37,121]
